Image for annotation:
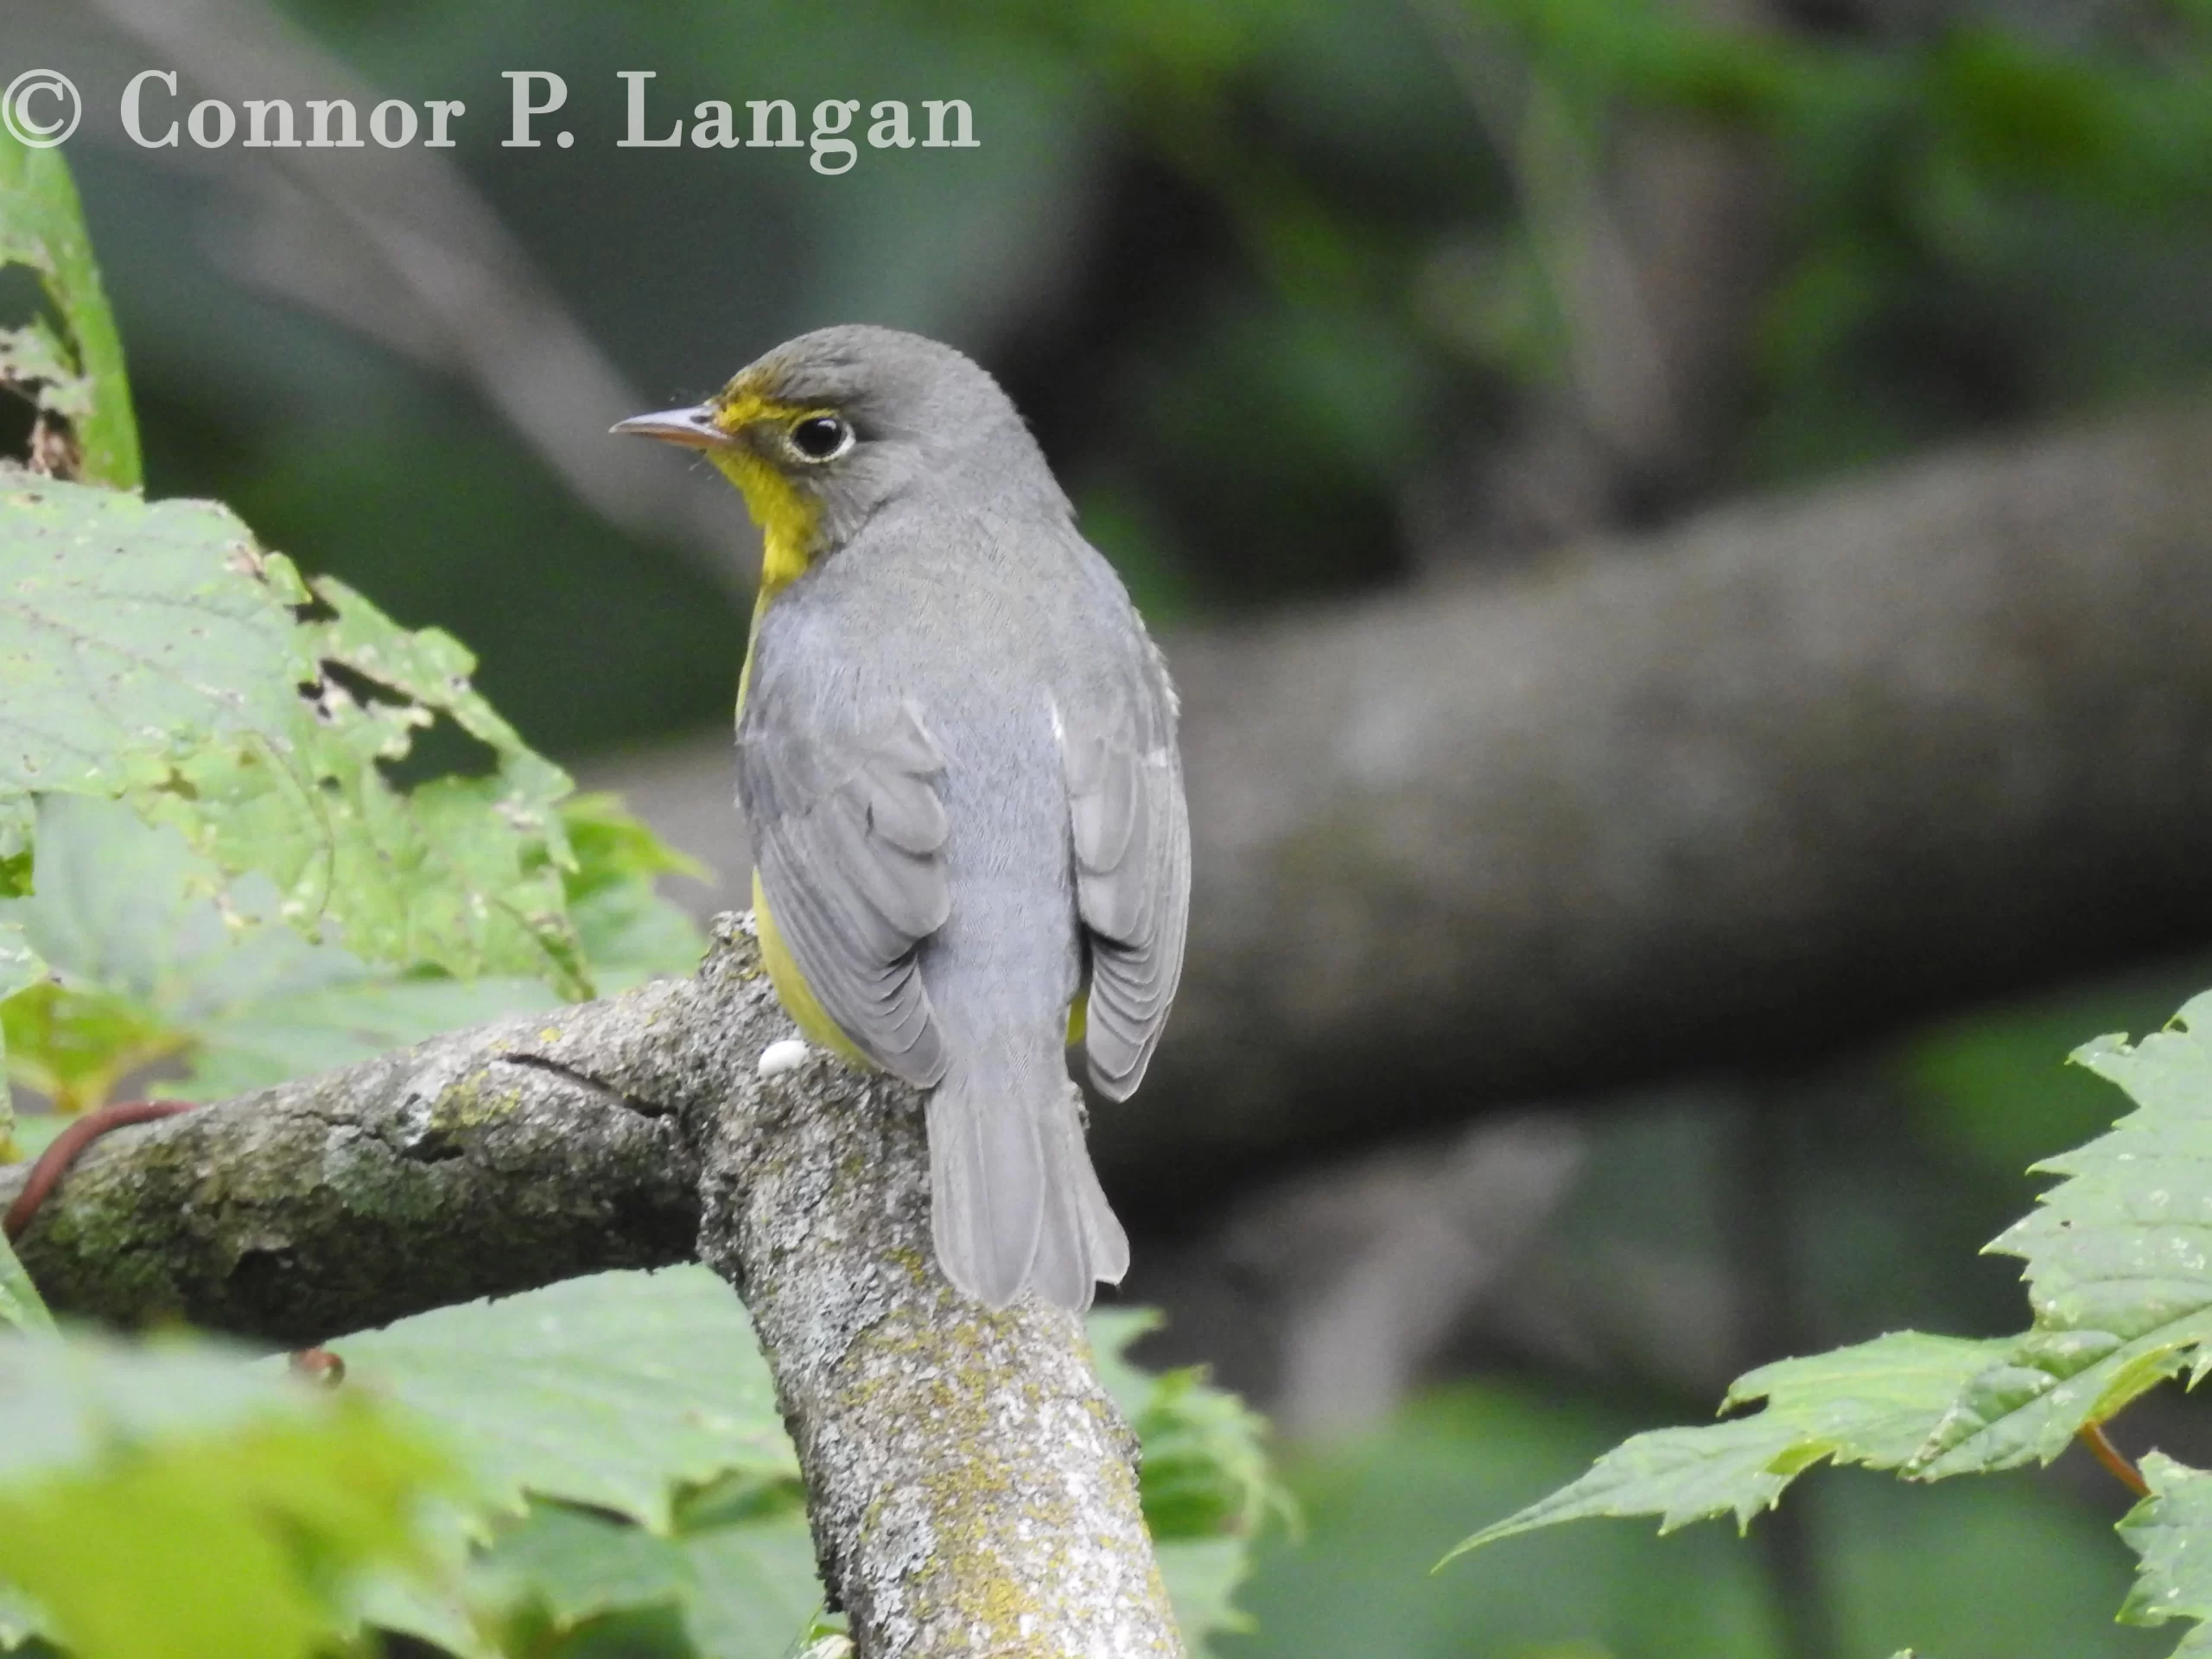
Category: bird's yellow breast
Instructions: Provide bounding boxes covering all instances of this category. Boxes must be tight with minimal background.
[753,868,871,1066]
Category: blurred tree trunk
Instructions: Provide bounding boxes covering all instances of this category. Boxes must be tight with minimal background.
[1118,401,2212,1197]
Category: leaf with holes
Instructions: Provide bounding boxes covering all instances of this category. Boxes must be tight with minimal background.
[0,131,137,486]
[1,794,559,1110]
[0,478,588,993]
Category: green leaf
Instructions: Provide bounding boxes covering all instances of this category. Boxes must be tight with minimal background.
[1446,1331,2010,1556]
[351,1290,1279,1658]
[557,793,709,988]
[0,1583,48,1650]
[326,1267,797,1532]
[1155,1538,1256,1646]
[0,131,139,486]
[2120,1451,2212,1651]
[1912,994,2212,1477]
[1089,1308,1283,1649]
[561,791,710,900]
[0,795,557,1109]
[482,1505,696,1630]
[0,479,587,993]
[0,909,41,1153]
[477,1502,827,1659]
[1090,1308,1289,1541]
[676,1514,825,1659]
[0,1331,460,1659]
[0,1227,54,1337]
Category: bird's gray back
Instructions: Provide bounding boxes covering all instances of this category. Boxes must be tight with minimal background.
[747,495,1132,1037]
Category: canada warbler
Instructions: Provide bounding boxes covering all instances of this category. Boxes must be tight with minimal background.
[615,326,1189,1310]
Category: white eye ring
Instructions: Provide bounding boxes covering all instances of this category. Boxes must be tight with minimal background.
[787,415,855,463]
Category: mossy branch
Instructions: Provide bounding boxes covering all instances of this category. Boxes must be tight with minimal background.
[0,917,1179,1656]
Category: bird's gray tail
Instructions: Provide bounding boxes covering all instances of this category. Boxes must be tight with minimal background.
[927,1035,1128,1310]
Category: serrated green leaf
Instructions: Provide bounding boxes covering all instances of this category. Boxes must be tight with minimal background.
[568,879,705,990]
[326,1293,1284,1658]
[561,792,711,899]
[327,1268,796,1532]
[1912,995,2212,1477]
[0,480,586,992]
[557,793,709,988]
[182,972,560,1100]
[0,131,139,486]
[1447,1331,2009,1558]
[0,795,557,1109]
[480,1500,825,1659]
[1090,1307,1287,1542]
[0,1332,459,1659]
[2119,1451,2212,1652]
[1088,1308,1280,1648]
[348,1506,499,1659]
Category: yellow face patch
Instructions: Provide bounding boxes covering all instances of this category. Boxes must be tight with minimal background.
[707,380,839,600]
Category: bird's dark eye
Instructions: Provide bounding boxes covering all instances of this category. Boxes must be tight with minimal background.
[789,415,853,462]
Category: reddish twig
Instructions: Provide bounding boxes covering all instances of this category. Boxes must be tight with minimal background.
[2078,1421,2150,1499]
[3,1099,200,1243]
[8,1099,340,1380]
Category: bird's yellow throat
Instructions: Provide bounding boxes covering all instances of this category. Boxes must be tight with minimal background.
[710,388,861,1062]
[705,387,828,602]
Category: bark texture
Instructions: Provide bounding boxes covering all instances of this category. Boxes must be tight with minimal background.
[0,1007,698,1345]
[0,918,1179,1657]
[698,1046,1178,1656]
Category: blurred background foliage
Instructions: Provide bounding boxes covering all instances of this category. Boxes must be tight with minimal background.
[53,0,2212,754]
[12,0,2212,1651]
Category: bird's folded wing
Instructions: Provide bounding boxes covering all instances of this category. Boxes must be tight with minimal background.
[1061,665,1190,1099]
[739,700,951,1084]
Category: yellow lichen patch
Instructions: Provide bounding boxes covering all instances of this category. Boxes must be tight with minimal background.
[429,1071,524,1134]
[844,1300,1116,1654]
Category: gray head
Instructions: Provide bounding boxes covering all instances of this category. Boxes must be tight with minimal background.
[614,325,1066,552]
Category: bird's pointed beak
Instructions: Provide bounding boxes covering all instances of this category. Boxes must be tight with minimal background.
[612,404,731,449]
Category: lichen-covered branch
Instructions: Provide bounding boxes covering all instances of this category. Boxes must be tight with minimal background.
[0,999,700,1345]
[0,918,1179,1655]
[699,1049,1179,1656]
